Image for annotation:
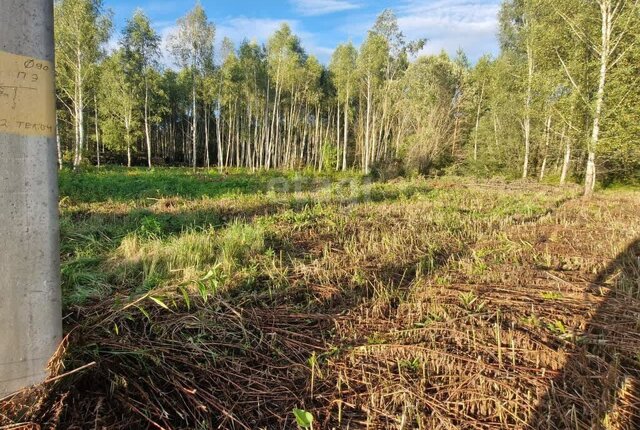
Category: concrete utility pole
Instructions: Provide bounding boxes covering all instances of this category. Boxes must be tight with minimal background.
[0,0,62,396]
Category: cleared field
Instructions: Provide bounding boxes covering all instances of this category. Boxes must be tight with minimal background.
[2,168,639,429]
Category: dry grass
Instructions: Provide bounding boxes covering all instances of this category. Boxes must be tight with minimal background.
[318,191,640,429]
[1,172,639,429]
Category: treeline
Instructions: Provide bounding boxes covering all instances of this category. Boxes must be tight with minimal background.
[54,0,639,194]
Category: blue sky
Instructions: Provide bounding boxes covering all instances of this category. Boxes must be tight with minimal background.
[106,0,502,65]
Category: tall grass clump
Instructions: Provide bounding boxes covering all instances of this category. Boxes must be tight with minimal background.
[61,257,111,306]
[115,221,265,291]
[218,221,265,271]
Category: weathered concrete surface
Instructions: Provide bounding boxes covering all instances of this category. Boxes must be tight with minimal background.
[0,0,62,396]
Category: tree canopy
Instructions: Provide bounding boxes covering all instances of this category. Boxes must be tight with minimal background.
[54,0,640,190]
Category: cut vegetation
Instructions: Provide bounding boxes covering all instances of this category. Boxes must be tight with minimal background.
[1,168,638,429]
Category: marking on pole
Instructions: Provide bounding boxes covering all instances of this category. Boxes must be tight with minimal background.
[0,51,55,138]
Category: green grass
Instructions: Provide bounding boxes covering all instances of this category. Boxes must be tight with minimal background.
[601,179,640,191]
[58,167,574,308]
[59,166,361,203]
[58,167,366,305]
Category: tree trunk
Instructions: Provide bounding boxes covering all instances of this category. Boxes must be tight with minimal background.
[336,102,341,171]
[364,75,372,174]
[78,83,84,167]
[560,128,571,185]
[452,116,460,157]
[216,101,224,171]
[493,112,500,148]
[474,81,485,162]
[585,0,612,197]
[539,116,552,181]
[192,73,197,170]
[205,103,210,169]
[144,76,152,169]
[56,116,62,170]
[94,94,100,168]
[73,48,83,169]
[343,91,349,171]
[522,42,533,179]
[126,115,132,168]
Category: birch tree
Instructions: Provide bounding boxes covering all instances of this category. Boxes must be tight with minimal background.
[99,50,138,166]
[499,0,540,179]
[330,43,357,170]
[122,9,160,168]
[556,0,639,195]
[54,0,111,168]
[357,33,388,174]
[168,4,215,170]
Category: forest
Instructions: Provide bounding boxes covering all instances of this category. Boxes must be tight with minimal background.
[54,0,639,195]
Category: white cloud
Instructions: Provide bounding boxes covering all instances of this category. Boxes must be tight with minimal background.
[217,17,299,45]
[290,0,361,16]
[217,17,336,63]
[158,24,177,68]
[154,0,500,69]
[158,17,334,66]
[336,0,500,61]
[106,34,120,54]
[307,45,335,62]
[398,0,500,60]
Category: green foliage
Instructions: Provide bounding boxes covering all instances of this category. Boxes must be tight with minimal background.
[459,291,486,313]
[167,3,215,71]
[55,0,112,167]
[98,50,141,158]
[399,52,461,174]
[138,216,163,239]
[601,39,640,184]
[122,9,160,79]
[357,33,388,88]
[330,43,358,103]
[541,291,563,301]
[52,2,638,187]
[546,320,568,336]
[292,408,314,429]
[522,314,541,328]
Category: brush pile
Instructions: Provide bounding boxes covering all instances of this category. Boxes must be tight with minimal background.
[2,292,333,429]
